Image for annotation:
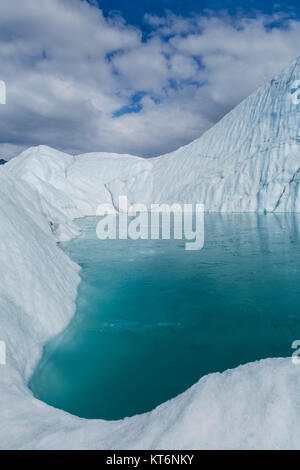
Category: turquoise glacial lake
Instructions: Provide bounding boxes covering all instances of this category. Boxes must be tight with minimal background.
[30,214,300,420]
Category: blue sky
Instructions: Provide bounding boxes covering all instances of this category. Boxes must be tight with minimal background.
[94,0,300,27]
[0,0,299,159]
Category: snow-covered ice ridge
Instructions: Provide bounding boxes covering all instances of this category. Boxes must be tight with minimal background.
[6,57,300,223]
[0,59,299,449]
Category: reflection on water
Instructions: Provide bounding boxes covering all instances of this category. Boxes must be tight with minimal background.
[30,213,300,420]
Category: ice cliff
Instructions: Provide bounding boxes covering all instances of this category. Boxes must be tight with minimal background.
[0,58,300,449]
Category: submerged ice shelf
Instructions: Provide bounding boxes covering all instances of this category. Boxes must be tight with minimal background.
[30,214,300,420]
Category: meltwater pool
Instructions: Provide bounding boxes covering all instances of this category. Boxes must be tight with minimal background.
[30,214,300,420]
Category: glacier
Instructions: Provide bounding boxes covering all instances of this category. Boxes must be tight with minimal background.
[0,58,299,449]
[5,57,300,222]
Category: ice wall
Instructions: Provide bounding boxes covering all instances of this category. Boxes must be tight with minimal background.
[150,57,300,211]
[7,59,300,217]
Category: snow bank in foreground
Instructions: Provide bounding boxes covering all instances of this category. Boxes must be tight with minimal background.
[1,58,300,449]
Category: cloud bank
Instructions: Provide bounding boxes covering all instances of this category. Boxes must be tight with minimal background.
[0,0,299,158]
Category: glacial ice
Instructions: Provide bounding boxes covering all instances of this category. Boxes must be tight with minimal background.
[6,57,300,222]
[0,58,299,449]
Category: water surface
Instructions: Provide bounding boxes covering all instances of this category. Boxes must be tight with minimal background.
[30,214,300,420]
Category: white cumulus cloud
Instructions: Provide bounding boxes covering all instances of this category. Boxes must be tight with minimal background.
[0,0,299,159]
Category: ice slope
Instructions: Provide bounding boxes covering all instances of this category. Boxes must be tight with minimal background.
[149,57,300,212]
[1,58,300,449]
[6,58,300,218]
[6,146,153,239]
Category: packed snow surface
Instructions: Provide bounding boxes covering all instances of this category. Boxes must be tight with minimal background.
[0,58,300,449]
